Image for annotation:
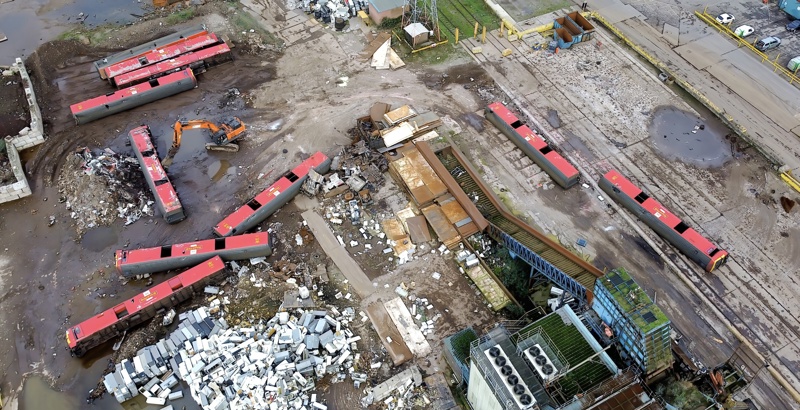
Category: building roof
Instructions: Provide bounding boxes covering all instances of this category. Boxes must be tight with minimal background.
[369,0,405,13]
[597,268,670,334]
[516,309,615,403]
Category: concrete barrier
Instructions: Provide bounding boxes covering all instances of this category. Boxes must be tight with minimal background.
[0,57,46,204]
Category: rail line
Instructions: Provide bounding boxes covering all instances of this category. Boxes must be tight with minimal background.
[429,145,603,305]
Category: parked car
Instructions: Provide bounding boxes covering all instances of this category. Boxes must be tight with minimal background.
[735,25,755,38]
[788,56,800,71]
[788,20,800,32]
[756,36,781,51]
[716,13,735,25]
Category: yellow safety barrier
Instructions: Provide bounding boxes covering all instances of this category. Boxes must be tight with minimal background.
[410,39,449,53]
[695,11,800,85]
[781,172,800,194]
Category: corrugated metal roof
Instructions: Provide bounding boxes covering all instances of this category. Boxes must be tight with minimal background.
[369,0,405,13]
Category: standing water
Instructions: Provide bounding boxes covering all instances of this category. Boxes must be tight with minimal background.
[81,226,118,251]
[648,106,732,168]
[23,376,79,410]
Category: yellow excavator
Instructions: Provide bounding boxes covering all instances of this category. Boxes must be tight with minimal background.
[162,117,246,167]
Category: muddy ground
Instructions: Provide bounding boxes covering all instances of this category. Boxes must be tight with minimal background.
[0,1,500,409]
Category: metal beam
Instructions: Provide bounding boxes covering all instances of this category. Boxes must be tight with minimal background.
[488,224,589,307]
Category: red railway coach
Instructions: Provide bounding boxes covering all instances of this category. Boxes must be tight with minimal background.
[70,69,197,125]
[213,152,332,237]
[115,232,272,277]
[66,256,227,356]
[129,126,185,224]
[112,43,232,88]
[484,102,579,189]
[598,170,728,272]
[93,25,208,79]
[104,33,222,81]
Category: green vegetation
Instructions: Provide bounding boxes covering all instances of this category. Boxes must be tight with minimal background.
[654,379,710,410]
[528,0,571,17]
[57,25,115,46]
[519,312,613,403]
[448,328,478,361]
[599,268,669,333]
[166,7,196,25]
[379,16,402,30]
[486,247,534,311]
[231,8,284,47]
[437,0,498,38]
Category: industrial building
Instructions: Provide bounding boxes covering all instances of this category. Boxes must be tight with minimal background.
[589,268,673,379]
[466,306,621,410]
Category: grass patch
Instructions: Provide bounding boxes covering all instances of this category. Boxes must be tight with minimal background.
[166,7,196,25]
[57,25,116,46]
[529,0,571,16]
[231,7,285,47]
[437,0,498,38]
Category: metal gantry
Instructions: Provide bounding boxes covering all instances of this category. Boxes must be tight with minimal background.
[487,224,589,308]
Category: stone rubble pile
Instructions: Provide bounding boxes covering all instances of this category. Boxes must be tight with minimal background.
[105,304,363,409]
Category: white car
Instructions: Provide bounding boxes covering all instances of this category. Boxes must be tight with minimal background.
[716,13,735,25]
[734,25,755,38]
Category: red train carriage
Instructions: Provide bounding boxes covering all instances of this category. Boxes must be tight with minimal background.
[213,152,332,237]
[66,256,226,356]
[115,232,272,277]
[129,126,185,223]
[70,69,197,125]
[599,170,728,272]
[485,102,579,189]
[112,43,232,88]
[104,33,222,81]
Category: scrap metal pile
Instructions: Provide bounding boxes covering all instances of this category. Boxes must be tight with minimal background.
[352,103,442,151]
[59,147,153,233]
[105,302,362,409]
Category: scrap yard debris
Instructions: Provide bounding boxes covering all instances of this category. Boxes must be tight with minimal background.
[105,301,364,409]
[58,147,153,234]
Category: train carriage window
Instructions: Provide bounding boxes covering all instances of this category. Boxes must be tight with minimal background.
[709,248,721,257]
[674,221,690,234]
[510,120,523,129]
[215,238,226,250]
[161,245,172,258]
[246,198,262,211]
[634,192,649,203]
[114,305,129,319]
[539,146,553,155]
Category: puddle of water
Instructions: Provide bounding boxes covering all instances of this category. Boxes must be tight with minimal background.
[23,376,79,410]
[546,109,561,128]
[81,226,117,251]
[0,0,147,65]
[208,159,230,181]
[648,106,732,168]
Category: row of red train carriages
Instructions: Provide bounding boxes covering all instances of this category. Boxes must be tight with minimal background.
[66,151,332,356]
[69,25,233,125]
[485,101,728,272]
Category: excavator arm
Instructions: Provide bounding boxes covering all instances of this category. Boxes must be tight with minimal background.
[162,117,245,166]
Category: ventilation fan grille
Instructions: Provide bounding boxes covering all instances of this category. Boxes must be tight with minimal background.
[525,343,558,382]
[483,345,536,409]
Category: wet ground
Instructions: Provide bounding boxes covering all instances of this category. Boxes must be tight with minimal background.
[0,0,147,65]
[648,106,732,168]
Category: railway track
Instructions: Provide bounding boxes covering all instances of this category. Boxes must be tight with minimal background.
[436,150,602,290]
